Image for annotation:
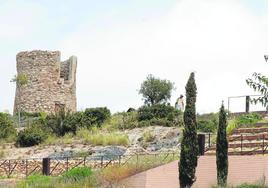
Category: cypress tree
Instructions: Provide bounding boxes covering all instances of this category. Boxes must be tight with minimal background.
[179,72,198,188]
[216,103,228,186]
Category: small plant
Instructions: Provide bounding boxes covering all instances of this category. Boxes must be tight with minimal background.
[142,131,155,142]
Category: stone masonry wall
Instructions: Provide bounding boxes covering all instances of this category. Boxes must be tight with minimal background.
[13,50,77,114]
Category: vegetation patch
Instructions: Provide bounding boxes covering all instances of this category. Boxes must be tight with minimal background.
[16,124,48,147]
[227,113,262,134]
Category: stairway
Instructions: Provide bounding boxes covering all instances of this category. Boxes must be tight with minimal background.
[205,123,268,155]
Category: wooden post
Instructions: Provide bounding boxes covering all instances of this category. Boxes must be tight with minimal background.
[208,133,211,148]
[263,134,265,155]
[66,157,69,172]
[25,159,28,177]
[42,158,50,176]
[8,160,11,178]
[240,134,243,155]
[84,157,86,167]
[198,134,205,155]
[246,96,250,113]
[101,156,103,168]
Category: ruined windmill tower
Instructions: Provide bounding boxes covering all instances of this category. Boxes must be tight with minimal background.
[13,50,77,115]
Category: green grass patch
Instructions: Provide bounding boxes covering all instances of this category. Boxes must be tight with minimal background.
[18,174,54,188]
[60,167,92,183]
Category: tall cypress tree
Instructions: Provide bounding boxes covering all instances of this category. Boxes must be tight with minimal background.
[179,72,198,188]
[216,104,228,186]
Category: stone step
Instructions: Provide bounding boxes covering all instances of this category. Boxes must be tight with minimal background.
[208,142,268,150]
[229,134,268,142]
[233,127,268,134]
[205,149,268,156]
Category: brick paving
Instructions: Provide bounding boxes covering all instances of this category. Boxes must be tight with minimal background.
[120,156,268,188]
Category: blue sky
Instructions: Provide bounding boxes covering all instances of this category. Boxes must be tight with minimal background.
[1,0,268,113]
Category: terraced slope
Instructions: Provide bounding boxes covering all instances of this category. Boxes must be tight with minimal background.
[206,123,268,155]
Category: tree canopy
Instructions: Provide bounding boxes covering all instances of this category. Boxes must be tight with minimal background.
[139,74,174,105]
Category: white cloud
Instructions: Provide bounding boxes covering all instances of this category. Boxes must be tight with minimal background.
[57,0,268,113]
[0,1,45,39]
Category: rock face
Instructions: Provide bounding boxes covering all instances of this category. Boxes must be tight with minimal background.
[13,50,77,114]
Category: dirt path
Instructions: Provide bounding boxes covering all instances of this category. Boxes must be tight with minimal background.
[120,156,268,188]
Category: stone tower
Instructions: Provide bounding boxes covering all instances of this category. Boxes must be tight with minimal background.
[13,50,77,115]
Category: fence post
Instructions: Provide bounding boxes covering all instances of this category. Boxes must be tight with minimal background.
[198,134,205,155]
[42,158,50,176]
[66,157,69,172]
[240,134,243,155]
[136,154,139,172]
[208,133,211,148]
[118,155,121,166]
[101,156,103,168]
[25,159,28,177]
[263,134,265,155]
[84,157,86,167]
[8,160,11,178]
[246,96,250,113]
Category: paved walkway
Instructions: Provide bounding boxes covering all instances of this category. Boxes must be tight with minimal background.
[120,156,268,188]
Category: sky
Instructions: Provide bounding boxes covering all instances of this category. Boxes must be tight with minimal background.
[1,0,268,114]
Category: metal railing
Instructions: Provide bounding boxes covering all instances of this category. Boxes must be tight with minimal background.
[227,95,265,115]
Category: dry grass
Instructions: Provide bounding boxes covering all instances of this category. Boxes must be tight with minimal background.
[42,128,129,147]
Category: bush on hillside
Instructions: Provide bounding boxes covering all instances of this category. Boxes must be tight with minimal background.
[17,124,48,147]
[197,113,218,133]
[83,107,111,127]
[105,111,138,130]
[0,113,16,141]
[45,110,84,136]
[137,104,181,122]
[237,113,262,125]
[197,120,217,133]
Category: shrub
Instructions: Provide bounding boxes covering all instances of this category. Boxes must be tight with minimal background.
[83,107,111,127]
[237,113,262,125]
[0,113,16,142]
[17,124,48,147]
[227,119,238,135]
[45,110,83,136]
[103,111,138,130]
[137,104,181,124]
[226,113,262,134]
[149,118,174,127]
[197,120,216,133]
[197,113,218,133]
